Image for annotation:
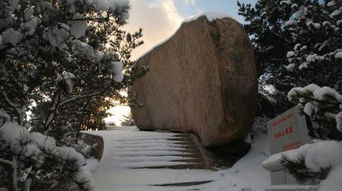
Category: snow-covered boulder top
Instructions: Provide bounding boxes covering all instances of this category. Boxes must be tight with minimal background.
[138,12,236,60]
[183,11,233,23]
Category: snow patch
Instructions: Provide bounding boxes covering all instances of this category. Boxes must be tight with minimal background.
[285,63,295,71]
[109,61,123,82]
[183,11,232,23]
[335,51,342,59]
[319,165,342,191]
[29,132,57,154]
[0,121,30,154]
[69,14,87,38]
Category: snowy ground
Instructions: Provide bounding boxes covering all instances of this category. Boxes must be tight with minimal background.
[87,126,270,191]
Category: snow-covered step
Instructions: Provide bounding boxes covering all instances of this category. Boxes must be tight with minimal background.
[109,132,208,170]
[88,126,270,191]
[131,163,207,169]
[150,180,213,187]
[112,155,197,162]
[91,127,223,191]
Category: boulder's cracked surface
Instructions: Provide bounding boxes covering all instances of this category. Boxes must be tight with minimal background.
[130,16,257,147]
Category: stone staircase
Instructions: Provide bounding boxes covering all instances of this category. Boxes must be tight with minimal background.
[108,131,215,189]
[112,133,209,170]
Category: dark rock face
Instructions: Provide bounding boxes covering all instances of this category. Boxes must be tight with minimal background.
[130,16,257,147]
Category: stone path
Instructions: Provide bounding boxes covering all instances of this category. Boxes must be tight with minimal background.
[92,127,220,191]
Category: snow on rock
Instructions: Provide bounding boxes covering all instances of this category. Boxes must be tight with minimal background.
[137,12,233,60]
[0,121,30,154]
[183,11,232,23]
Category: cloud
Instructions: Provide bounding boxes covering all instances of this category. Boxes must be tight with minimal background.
[182,0,196,5]
[125,0,184,60]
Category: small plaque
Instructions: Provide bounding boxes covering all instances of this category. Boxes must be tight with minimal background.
[267,105,311,154]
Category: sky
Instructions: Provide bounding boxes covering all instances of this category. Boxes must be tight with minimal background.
[106,0,257,125]
[125,0,257,60]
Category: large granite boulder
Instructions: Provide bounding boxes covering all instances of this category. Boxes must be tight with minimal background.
[130,15,257,147]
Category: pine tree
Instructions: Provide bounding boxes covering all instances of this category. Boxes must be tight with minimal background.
[0,0,144,190]
[238,0,342,112]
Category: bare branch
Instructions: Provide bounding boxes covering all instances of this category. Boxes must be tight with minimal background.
[60,91,105,107]
[0,158,13,167]
[1,92,24,125]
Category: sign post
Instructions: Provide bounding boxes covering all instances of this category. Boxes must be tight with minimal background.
[267,105,311,155]
[263,105,317,191]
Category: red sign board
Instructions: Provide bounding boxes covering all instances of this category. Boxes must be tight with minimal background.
[267,105,311,154]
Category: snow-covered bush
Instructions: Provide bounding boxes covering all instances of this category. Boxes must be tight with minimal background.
[288,84,342,139]
[281,140,342,191]
[0,0,144,190]
[279,84,342,189]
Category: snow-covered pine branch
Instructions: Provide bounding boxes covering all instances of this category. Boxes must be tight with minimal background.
[0,120,94,190]
[288,84,342,134]
[281,0,342,71]
[238,0,342,113]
